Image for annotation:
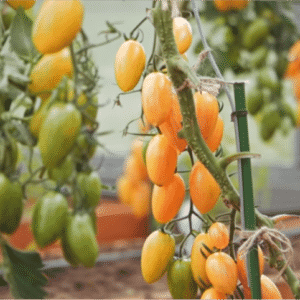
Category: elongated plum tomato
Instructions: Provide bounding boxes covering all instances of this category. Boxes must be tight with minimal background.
[124,153,148,183]
[142,72,173,126]
[260,275,282,299]
[191,233,214,288]
[173,17,193,54]
[38,103,82,168]
[7,0,36,10]
[32,0,84,54]
[32,191,68,248]
[66,213,98,267]
[141,230,175,284]
[189,161,221,214]
[167,258,198,299]
[206,116,224,152]
[208,222,229,250]
[48,155,75,185]
[201,288,226,299]
[116,175,136,206]
[29,47,73,95]
[237,245,264,288]
[206,252,238,295]
[159,90,187,153]
[152,173,185,224]
[115,40,146,92]
[146,134,178,186]
[131,182,151,219]
[194,91,219,140]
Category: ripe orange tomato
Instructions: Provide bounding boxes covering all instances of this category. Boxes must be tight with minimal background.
[206,115,224,152]
[201,287,226,299]
[130,138,148,179]
[173,17,193,54]
[7,0,35,10]
[189,161,221,214]
[152,173,185,224]
[142,73,174,126]
[146,134,178,186]
[131,182,151,218]
[141,230,175,284]
[115,40,146,92]
[116,175,136,206]
[206,252,238,295]
[208,222,229,250]
[191,233,214,288]
[159,91,187,153]
[124,154,148,183]
[261,275,282,299]
[230,0,249,10]
[194,91,219,140]
[29,47,73,95]
[32,0,84,54]
[237,245,264,289]
[285,41,300,78]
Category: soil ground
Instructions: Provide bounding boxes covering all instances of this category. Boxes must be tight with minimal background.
[0,235,299,299]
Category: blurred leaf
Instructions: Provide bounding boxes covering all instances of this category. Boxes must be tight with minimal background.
[8,120,36,146]
[2,242,47,299]
[10,8,38,61]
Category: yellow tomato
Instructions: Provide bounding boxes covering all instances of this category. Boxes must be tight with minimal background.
[29,47,73,95]
[115,40,146,92]
[32,0,84,54]
[173,17,193,54]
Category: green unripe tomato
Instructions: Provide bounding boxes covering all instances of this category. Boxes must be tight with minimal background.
[32,191,68,248]
[257,67,279,92]
[66,213,99,267]
[246,88,264,116]
[0,174,23,234]
[260,105,281,141]
[243,18,269,51]
[76,171,102,208]
[167,257,198,299]
[48,155,75,185]
[250,46,268,68]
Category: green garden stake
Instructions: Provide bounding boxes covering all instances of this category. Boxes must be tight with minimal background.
[233,82,261,299]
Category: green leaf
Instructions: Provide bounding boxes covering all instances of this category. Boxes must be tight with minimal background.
[8,120,36,146]
[10,7,38,61]
[2,242,47,299]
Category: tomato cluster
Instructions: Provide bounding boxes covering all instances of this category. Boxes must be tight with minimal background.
[195,1,298,142]
[0,0,103,268]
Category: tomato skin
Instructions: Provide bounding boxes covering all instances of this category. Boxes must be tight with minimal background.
[116,175,136,206]
[191,233,214,289]
[194,91,219,140]
[285,41,300,79]
[131,182,151,219]
[142,73,173,127]
[60,214,80,267]
[38,103,82,168]
[141,230,175,284]
[48,155,74,185]
[29,48,73,95]
[7,0,35,10]
[208,222,229,250]
[76,171,102,208]
[152,173,185,224]
[167,257,198,299]
[32,0,84,54]
[124,153,148,183]
[73,133,96,161]
[146,134,178,186]
[159,92,187,153]
[237,245,264,289]
[0,174,23,234]
[115,40,146,92]
[66,213,99,267]
[189,161,221,214]
[201,287,226,299]
[32,191,68,248]
[206,252,238,295]
[206,116,224,153]
[261,275,282,299]
[173,17,193,54]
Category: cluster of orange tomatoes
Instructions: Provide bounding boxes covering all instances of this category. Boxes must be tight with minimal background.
[115,15,224,221]
[285,40,300,127]
[141,223,282,299]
